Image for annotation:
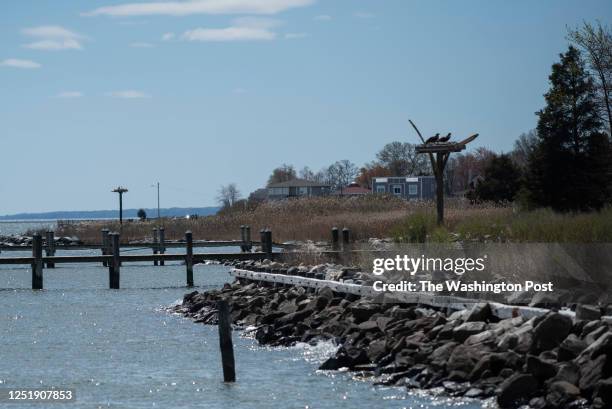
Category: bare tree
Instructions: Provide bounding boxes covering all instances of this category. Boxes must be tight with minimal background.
[567,21,612,137]
[511,129,538,170]
[326,160,359,193]
[376,141,431,176]
[267,164,297,186]
[299,166,316,181]
[216,183,241,208]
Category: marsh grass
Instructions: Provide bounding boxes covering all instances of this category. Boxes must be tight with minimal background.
[54,196,612,244]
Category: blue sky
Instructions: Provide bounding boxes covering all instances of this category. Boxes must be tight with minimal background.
[1,0,610,214]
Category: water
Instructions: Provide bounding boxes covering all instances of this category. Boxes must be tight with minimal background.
[0,225,484,409]
[0,220,57,236]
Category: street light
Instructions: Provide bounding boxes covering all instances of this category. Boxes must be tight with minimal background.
[150,182,161,226]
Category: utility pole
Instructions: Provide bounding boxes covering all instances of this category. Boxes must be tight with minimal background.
[112,186,128,225]
[156,182,160,222]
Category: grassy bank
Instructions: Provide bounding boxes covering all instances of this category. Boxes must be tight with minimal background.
[54,196,504,243]
[53,196,612,244]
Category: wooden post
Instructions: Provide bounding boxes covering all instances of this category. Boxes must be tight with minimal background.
[45,230,56,268]
[101,229,110,267]
[31,233,43,290]
[217,300,236,382]
[435,152,445,225]
[185,231,194,287]
[342,227,350,251]
[159,227,165,266]
[240,225,246,252]
[264,229,272,259]
[109,233,120,289]
[153,228,159,266]
[260,229,266,255]
[331,227,339,251]
[245,225,252,252]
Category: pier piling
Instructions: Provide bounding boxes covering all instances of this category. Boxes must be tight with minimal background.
[31,233,43,290]
[342,227,350,251]
[109,233,120,289]
[264,229,272,260]
[159,227,166,266]
[245,226,251,252]
[239,225,246,252]
[45,230,56,268]
[101,229,110,267]
[185,231,194,287]
[217,300,236,382]
[153,228,159,266]
[331,227,339,251]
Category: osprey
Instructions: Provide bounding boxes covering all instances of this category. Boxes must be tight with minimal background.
[438,132,451,143]
[425,133,440,144]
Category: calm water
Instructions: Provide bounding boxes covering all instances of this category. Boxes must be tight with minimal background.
[0,223,483,409]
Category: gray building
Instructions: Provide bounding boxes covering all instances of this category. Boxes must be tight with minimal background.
[371,176,436,200]
[267,179,331,200]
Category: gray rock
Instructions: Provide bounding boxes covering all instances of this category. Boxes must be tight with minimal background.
[453,321,487,342]
[497,373,538,408]
[546,381,580,407]
[576,304,602,321]
[532,313,572,351]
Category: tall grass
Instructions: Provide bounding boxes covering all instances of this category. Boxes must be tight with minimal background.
[55,196,612,244]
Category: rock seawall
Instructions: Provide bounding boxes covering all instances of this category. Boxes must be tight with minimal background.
[172,278,612,409]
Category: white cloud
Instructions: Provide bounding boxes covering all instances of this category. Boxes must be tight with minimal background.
[314,14,331,21]
[0,58,41,69]
[182,17,280,42]
[22,25,85,51]
[130,42,155,48]
[162,32,176,41]
[56,91,83,98]
[353,11,375,19]
[84,0,315,17]
[284,32,308,39]
[106,90,151,98]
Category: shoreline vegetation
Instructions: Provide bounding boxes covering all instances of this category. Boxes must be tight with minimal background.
[50,196,612,245]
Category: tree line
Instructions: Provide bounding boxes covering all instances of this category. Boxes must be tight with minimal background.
[218,22,612,212]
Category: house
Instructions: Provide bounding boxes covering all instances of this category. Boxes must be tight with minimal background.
[267,179,331,200]
[371,176,436,200]
[332,182,371,196]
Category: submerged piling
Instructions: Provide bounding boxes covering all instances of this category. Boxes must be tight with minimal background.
[32,233,43,290]
[217,300,236,382]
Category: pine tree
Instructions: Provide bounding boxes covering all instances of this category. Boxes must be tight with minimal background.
[527,46,612,211]
[475,154,522,203]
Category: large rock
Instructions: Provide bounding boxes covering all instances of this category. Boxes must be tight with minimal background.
[465,303,493,322]
[497,374,538,408]
[453,321,487,342]
[526,355,558,381]
[594,378,612,406]
[575,304,601,321]
[558,334,587,361]
[545,381,580,407]
[532,313,572,351]
[447,344,485,374]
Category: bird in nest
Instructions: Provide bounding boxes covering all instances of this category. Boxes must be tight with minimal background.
[438,132,451,143]
[425,133,440,144]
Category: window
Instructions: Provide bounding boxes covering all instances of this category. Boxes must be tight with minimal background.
[376,185,385,193]
[392,185,402,196]
[408,184,417,195]
[298,187,308,196]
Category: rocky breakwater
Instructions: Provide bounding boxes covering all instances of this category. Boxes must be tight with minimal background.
[173,278,612,409]
[0,234,82,247]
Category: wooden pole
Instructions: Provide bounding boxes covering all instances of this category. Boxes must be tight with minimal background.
[101,229,109,267]
[240,225,246,252]
[264,229,272,260]
[259,229,266,254]
[342,227,350,251]
[185,231,194,287]
[435,152,445,225]
[153,228,159,266]
[45,230,55,268]
[331,227,339,251]
[245,225,251,252]
[217,299,236,382]
[31,233,43,290]
[109,233,120,289]
[159,227,165,266]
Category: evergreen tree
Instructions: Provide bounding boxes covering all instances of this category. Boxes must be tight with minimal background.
[527,46,612,211]
[475,154,521,203]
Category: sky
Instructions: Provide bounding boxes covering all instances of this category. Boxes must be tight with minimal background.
[1,0,611,214]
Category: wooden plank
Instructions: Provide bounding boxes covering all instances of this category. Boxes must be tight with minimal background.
[0,240,295,251]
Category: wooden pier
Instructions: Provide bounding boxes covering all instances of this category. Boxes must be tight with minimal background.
[0,226,355,290]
